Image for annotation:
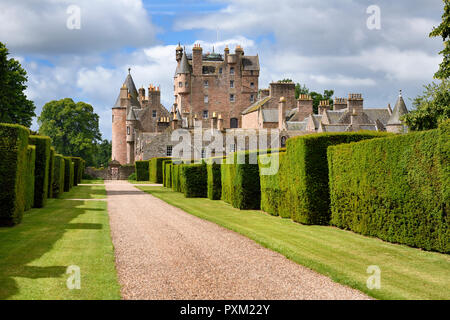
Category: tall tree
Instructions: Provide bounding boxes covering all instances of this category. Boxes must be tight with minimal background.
[401,80,450,131]
[430,0,450,80]
[38,98,101,165]
[0,42,35,127]
[92,139,112,168]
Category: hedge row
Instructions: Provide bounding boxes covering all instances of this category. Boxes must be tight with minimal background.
[163,161,172,188]
[48,147,55,198]
[328,123,449,253]
[135,160,150,181]
[25,145,36,211]
[222,149,285,210]
[63,157,74,192]
[28,135,51,208]
[180,163,207,198]
[171,162,183,192]
[71,157,82,186]
[150,157,171,183]
[0,124,29,226]
[258,152,286,217]
[207,162,222,200]
[52,154,65,198]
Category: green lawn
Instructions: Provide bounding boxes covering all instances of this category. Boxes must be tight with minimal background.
[60,185,106,199]
[138,186,450,300]
[80,179,104,184]
[0,185,120,300]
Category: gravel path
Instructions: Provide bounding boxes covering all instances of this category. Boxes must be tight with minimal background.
[105,180,370,300]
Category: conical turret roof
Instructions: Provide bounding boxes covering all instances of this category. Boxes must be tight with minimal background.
[388,91,408,125]
[176,50,191,74]
[113,68,140,107]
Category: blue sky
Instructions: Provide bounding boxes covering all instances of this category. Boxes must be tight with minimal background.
[0,0,445,140]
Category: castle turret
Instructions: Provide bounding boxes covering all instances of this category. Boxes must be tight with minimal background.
[386,90,409,133]
[126,108,137,164]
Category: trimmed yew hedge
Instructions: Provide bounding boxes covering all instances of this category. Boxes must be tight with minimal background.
[207,162,222,200]
[285,132,390,225]
[28,135,51,208]
[150,157,171,183]
[71,157,82,186]
[180,163,207,198]
[258,152,286,216]
[0,123,29,226]
[25,145,36,211]
[52,154,65,198]
[163,161,173,188]
[47,147,55,198]
[135,160,150,181]
[222,149,284,210]
[63,157,73,192]
[171,163,183,192]
[328,124,449,253]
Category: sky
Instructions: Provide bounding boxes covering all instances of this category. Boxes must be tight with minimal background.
[0,0,445,140]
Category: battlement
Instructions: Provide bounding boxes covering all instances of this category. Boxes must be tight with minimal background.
[348,93,363,100]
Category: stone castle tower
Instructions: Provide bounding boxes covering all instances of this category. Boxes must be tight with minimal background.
[174,44,260,129]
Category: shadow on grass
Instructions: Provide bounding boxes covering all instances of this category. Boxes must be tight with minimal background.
[60,186,106,199]
[0,200,95,299]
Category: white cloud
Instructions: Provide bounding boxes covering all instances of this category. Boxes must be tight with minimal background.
[0,0,158,54]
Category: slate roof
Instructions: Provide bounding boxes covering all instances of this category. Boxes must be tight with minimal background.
[126,108,137,121]
[241,96,271,114]
[321,124,349,132]
[176,50,191,74]
[113,71,140,108]
[286,121,307,131]
[388,94,408,125]
[261,109,278,122]
[364,108,391,125]
[325,110,346,124]
[242,56,259,71]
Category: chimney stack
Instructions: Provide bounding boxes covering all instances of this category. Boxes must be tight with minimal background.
[278,97,287,130]
[347,93,363,114]
[318,100,331,115]
[217,114,224,131]
[297,94,313,120]
[333,98,347,110]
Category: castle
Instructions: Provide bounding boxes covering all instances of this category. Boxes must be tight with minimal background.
[111,44,408,164]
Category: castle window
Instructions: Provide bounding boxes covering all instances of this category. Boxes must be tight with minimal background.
[230,118,238,128]
[204,95,209,103]
[185,81,188,88]
[178,82,182,88]
[230,67,235,75]
[281,136,287,148]
[250,94,255,102]
[203,110,209,119]
[127,126,130,135]
[250,82,255,88]
[230,80,234,88]
[152,110,157,118]
[250,70,254,76]
[219,67,223,74]
[204,80,209,88]
[166,145,173,157]
[201,148,206,159]
[230,94,235,102]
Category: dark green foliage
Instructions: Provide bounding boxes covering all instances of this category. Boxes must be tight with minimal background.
[164,162,173,188]
[47,147,55,198]
[135,160,150,181]
[285,132,390,225]
[28,135,51,208]
[52,154,65,198]
[0,42,36,127]
[127,172,136,181]
[258,152,286,216]
[171,163,183,192]
[63,157,73,192]
[25,145,36,211]
[207,162,222,200]
[0,123,29,225]
[38,98,101,166]
[150,157,171,183]
[180,163,207,198]
[328,124,449,253]
[71,157,82,186]
[429,1,450,80]
[222,149,284,210]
